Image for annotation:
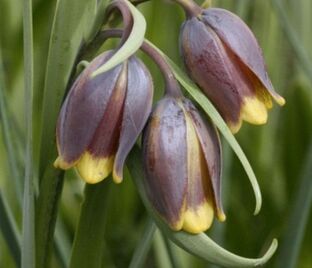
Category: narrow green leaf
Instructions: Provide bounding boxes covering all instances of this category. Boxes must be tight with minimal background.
[69,179,111,268]
[127,147,277,267]
[278,142,312,268]
[55,219,72,268]
[22,0,35,267]
[153,229,174,268]
[0,49,23,204]
[143,39,262,215]
[0,192,21,266]
[36,0,106,266]
[36,170,64,268]
[162,235,181,268]
[271,0,312,85]
[129,218,156,268]
[91,0,147,77]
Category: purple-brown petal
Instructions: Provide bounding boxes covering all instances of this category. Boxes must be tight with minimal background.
[143,97,187,230]
[56,51,122,164]
[113,57,153,183]
[202,8,285,105]
[87,62,128,158]
[182,98,224,220]
[181,17,251,127]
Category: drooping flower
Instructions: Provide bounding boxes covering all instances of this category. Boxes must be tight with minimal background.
[180,7,285,133]
[54,51,153,184]
[142,95,225,234]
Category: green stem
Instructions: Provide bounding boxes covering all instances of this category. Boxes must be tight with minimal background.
[106,0,134,49]
[162,235,180,268]
[129,218,156,268]
[153,229,173,268]
[35,170,64,268]
[22,0,35,267]
[69,179,112,268]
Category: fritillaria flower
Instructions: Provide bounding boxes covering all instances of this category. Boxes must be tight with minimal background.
[54,51,153,184]
[180,6,285,133]
[143,95,225,234]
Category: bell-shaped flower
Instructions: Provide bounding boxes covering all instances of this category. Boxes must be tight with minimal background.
[54,51,153,184]
[142,96,225,234]
[180,7,285,133]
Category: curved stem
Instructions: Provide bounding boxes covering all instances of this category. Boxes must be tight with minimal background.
[94,29,182,97]
[106,0,134,49]
[172,0,202,18]
[91,0,146,78]
[141,41,182,97]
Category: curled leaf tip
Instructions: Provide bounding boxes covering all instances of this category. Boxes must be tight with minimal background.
[254,239,278,267]
[91,0,146,78]
[253,201,262,216]
[276,95,286,106]
[112,170,123,184]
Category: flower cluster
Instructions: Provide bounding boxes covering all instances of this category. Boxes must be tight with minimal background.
[54,0,284,234]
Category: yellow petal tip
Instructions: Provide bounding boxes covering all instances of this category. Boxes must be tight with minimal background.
[76,152,114,184]
[112,170,123,184]
[217,212,226,222]
[275,96,286,106]
[241,97,268,125]
[182,202,214,234]
[228,120,242,134]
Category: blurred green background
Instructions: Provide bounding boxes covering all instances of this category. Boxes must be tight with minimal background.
[0,0,311,267]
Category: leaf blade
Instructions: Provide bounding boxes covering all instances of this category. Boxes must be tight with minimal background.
[22,0,35,266]
[129,218,156,268]
[277,142,312,268]
[69,180,111,268]
[0,192,21,266]
[36,0,105,266]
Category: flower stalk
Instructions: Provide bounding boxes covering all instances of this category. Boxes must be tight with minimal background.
[171,0,202,17]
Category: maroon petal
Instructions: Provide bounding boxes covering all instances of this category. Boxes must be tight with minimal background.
[57,51,122,164]
[143,97,187,230]
[182,98,224,220]
[202,8,284,104]
[87,62,128,158]
[113,56,153,183]
[181,18,251,127]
